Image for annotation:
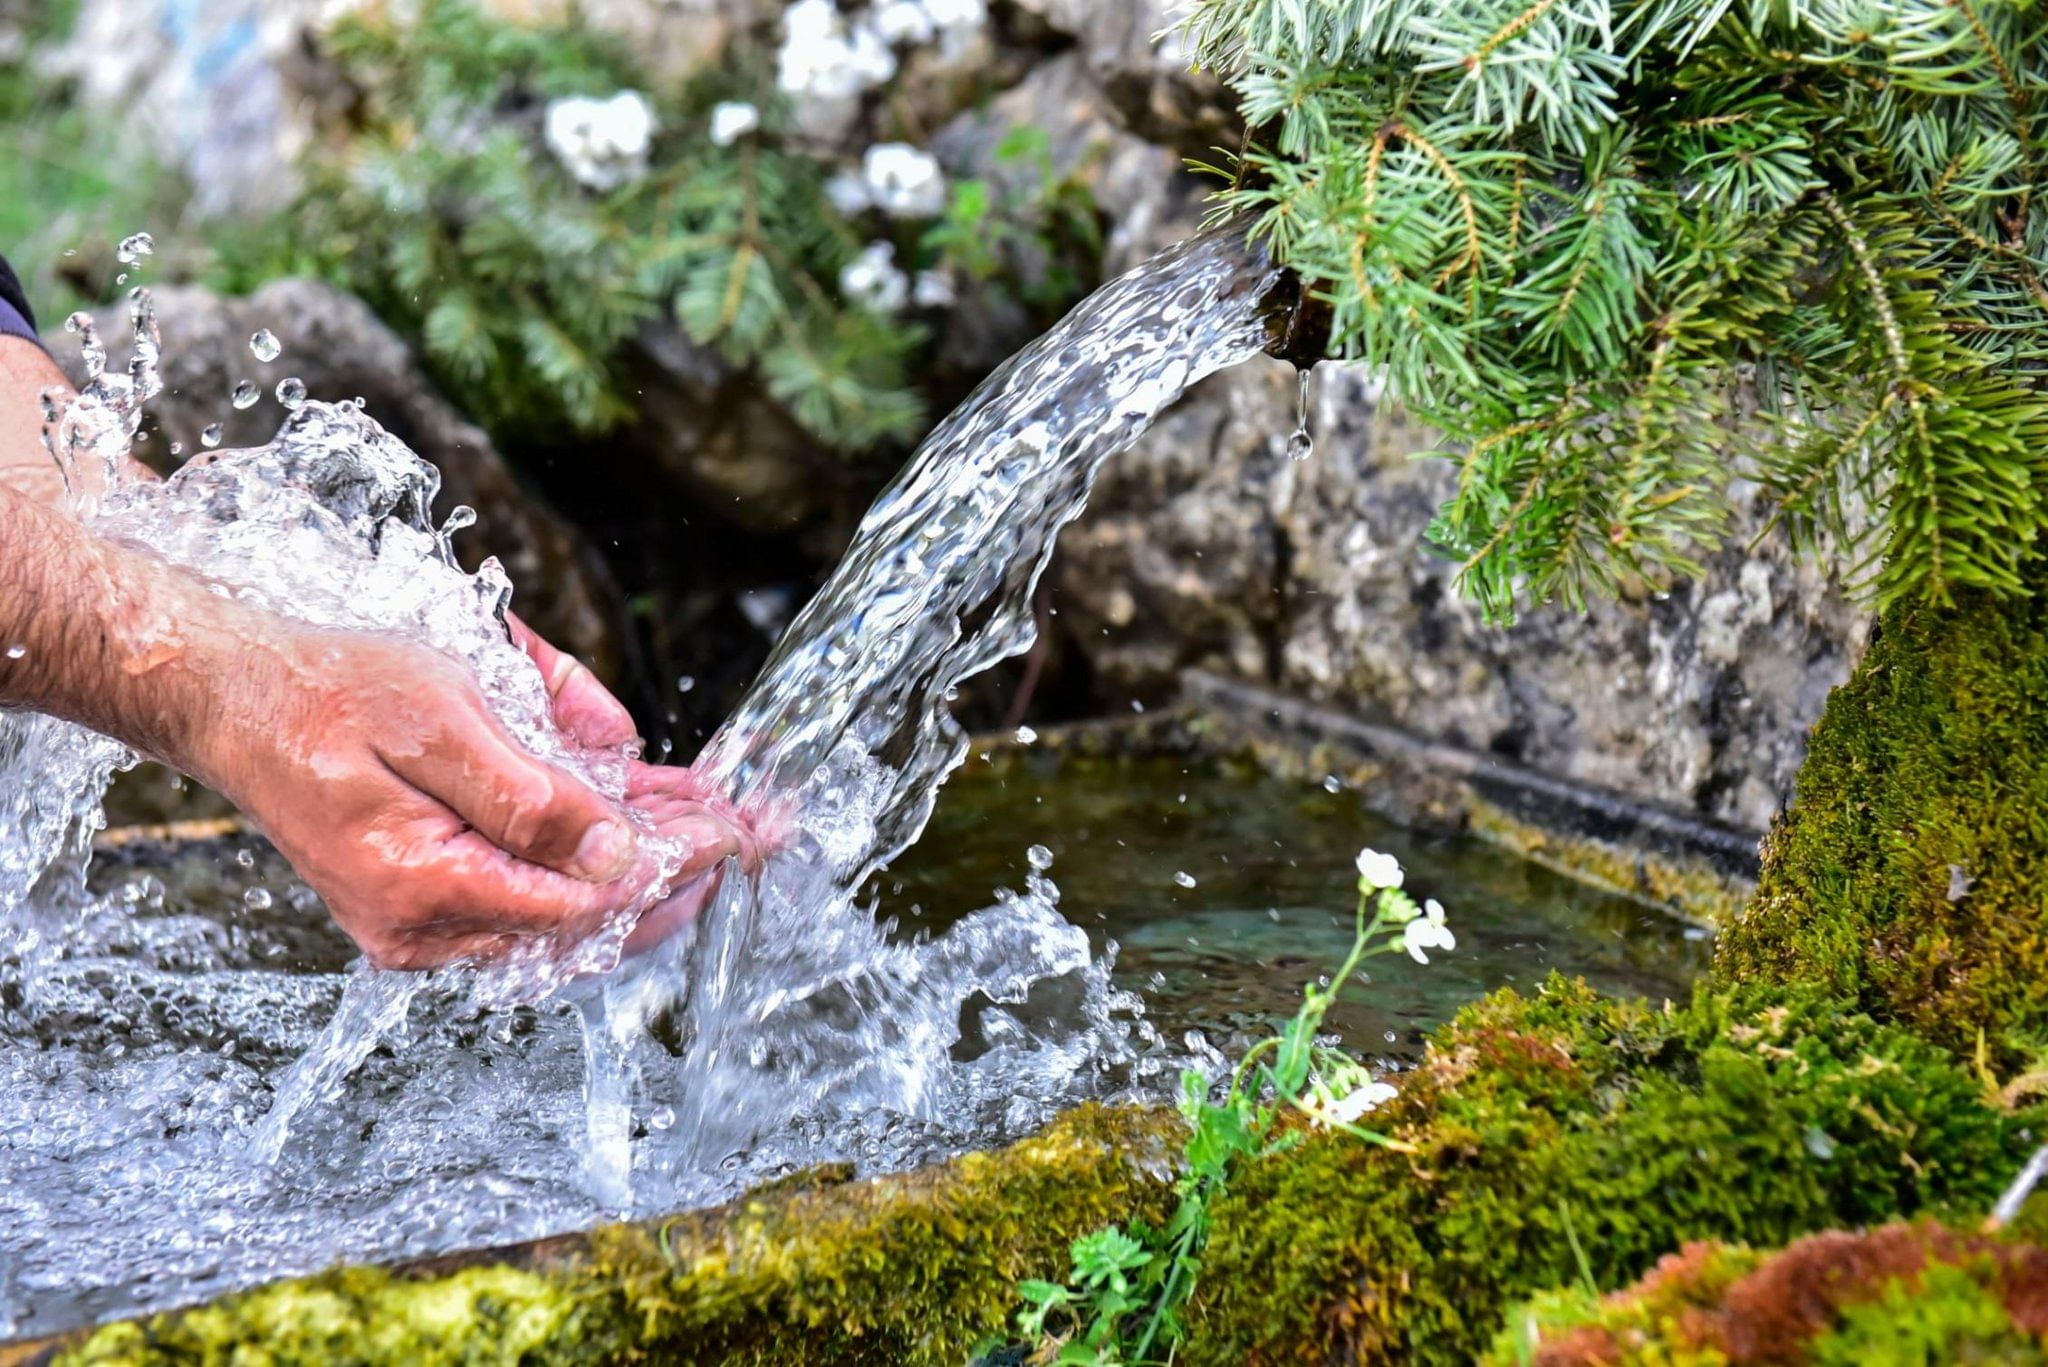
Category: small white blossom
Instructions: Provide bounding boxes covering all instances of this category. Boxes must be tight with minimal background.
[1402,908,1455,964]
[709,101,761,147]
[862,142,947,218]
[545,91,657,191]
[913,269,957,308]
[1322,1080,1400,1125]
[839,240,909,314]
[872,0,936,44]
[921,0,987,55]
[777,0,898,100]
[1354,847,1404,891]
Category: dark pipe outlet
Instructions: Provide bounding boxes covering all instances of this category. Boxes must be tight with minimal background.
[1258,269,1334,369]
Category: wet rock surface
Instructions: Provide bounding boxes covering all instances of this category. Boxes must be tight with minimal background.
[1054,358,1867,833]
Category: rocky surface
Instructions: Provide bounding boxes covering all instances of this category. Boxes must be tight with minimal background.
[1053,358,1867,834]
[46,280,625,682]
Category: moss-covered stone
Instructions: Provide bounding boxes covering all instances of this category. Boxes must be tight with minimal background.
[1179,980,2036,1364]
[1483,1219,2048,1364]
[47,1103,1179,1367]
[1717,585,2048,1062]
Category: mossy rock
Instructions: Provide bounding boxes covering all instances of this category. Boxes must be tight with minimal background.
[1484,1218,2048,1364]
[37,1104,1180,1367]
[1179,980,2035,1364]
[1717,584,2048,1063]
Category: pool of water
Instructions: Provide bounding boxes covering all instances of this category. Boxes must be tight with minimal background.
[887,751,1708,1055]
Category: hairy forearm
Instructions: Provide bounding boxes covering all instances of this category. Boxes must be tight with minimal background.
[0,474,229,770]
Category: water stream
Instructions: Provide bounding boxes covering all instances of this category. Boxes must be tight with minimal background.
[0,231,1297,1337]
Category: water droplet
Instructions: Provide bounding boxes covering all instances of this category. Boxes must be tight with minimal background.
[200,424,223,449]
[677,675,696,694]
[1013,725,1038,745]
[276,377,307,409]
[114,273,128,286]
[234,849,255,870]
[243,888,273,911]
[1384,1031,1398,1044]
[115,232,154,265]
[1322,774,1342,794]
[648,1106,676,1131]
[168,441,183,458]
[441,505,476,537]
[1173,871,1197,889]
[231,380,260,410]
[250,329,282,363]
[1287,366,1315,461]
[1130,699,1145,713]
[1026,844,1054,871]
[4,644,24,660]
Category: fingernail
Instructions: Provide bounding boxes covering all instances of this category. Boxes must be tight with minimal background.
[572,819,636,881]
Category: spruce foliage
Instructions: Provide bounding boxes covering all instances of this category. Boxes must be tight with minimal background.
[1186,0,2048,617]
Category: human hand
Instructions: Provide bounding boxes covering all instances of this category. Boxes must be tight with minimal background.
[505,609,639,751]
[618,761,784,955]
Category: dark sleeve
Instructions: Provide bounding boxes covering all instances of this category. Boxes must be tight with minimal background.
[0,254,41,346]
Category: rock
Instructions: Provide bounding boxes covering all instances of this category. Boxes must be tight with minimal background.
[621,322,869,547]
[1054,358,1866,833]
[46,279,625,682]
[1005,0,1240,157]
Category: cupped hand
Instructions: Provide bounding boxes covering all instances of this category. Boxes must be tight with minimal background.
[618,761,784,955]
[188,619,667,970]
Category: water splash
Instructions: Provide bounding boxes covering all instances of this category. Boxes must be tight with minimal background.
[0,230,1282,1336]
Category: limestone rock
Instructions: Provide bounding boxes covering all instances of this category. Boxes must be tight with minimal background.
[47,279,625,681]
[1006,0,1239,156]
[1054,358,1867,833]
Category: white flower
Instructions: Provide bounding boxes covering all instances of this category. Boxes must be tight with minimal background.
[777,0,898,100]
[824,170,872,215]
[1322,1080,1400,1125]
[862,142,947,218]
[545,91,658,191]
[839,240,909,314]
[1354,847,1404,891]
[872,0,936,44]
[913,268,956,308]
[709,101,760,148]
[921,0,987,54]
[1402,900,1455,964]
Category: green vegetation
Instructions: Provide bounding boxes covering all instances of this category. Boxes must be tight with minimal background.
[1184,0,2048,618]
[1180,980,2032,1363]
[1718,571,2048,1065]
[1485,1220,2048,1363]
[1012,859,1435,1363]
[210,0,1100,454]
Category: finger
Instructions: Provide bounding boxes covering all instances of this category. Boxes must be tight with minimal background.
[623,865,728,957]
[507,611,638,750]
[407,824,653,936]
[378,703,639,883]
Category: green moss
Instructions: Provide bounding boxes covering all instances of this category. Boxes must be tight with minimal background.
[1483,1221,2048,1364]
[1181,980,2034,1364]
[54,1103,1179,1367]
[1717,586,2048,1062]
[1811,1263,2046,1366]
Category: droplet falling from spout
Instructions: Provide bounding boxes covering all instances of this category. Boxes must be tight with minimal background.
[1288,366,1315,462]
